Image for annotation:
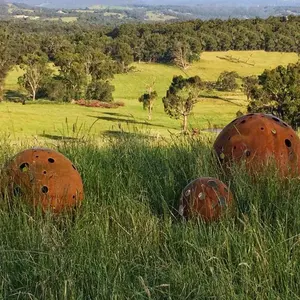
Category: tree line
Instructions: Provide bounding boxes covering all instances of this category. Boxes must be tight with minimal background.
[141,66,300,132]
[0,16,299,128]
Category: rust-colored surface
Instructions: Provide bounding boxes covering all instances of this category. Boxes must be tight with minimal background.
[214,113,300,177]
[4,148,84,213]
[179,177,234,222]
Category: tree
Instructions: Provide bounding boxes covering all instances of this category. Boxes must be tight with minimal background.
[242,75,259,101]
[139,91,157,120]
[216,71,239,91]
[172,39,201,70]
[108,40,134,73]
[138,78,157,120]
[172,41,191,70]
[247,63,300,129]
[0,29,18,101]
[55,51,87,101]
[86,80,115,102]
[163,75,203,133]
[18,52,52,101]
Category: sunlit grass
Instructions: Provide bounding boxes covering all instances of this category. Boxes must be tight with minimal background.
[3,51,297,140]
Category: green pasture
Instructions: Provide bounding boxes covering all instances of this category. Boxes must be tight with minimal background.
[2,51,298,140]
[44,17,78,22]
[145,11,177,21]
[103,12,125,18]
[89,5,133,10]
[113,51,298,99]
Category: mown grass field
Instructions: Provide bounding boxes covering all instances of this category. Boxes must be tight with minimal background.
[2,51,298,141]
[1,136,300,299]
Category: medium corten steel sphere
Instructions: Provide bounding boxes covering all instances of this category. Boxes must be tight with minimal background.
[214,113,300,177]
[179,177,233,222]
[4,148,84,213]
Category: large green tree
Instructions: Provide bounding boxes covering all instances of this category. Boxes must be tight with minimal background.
[0,28,18,101]
[242,75,259,101]
[216,71,239,91]
[163,75,203,133]
[86,80,115,102]
[248,63,300,129]
[18,52,53,101]
[55,51,87,101]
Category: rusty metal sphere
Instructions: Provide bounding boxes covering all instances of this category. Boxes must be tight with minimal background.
[179,177,234,222]
[3,148,84,213]
[214,113,300,177]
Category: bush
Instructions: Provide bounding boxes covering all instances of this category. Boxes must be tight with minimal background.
[86,80,115,103]
[216,71,239,91]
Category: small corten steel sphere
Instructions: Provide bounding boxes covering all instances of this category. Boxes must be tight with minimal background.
[213,113,300,177]
[179,177,233,222]
[4,148,84,213]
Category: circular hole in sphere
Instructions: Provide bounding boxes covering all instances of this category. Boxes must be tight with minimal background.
[285,139,292,148]
[207,180,218,188]
[13,186,22,197]
[20,162,29,172]
[245,150,251,157]
[48,158,55,163]
[41,186,49,194]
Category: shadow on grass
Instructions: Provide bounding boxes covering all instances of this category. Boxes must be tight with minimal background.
[4,90,26,102]
[39,134,78,141]
[88,115,170,129]
[200,94,243,106]
[102,130,155,140]
[103,112,134,118]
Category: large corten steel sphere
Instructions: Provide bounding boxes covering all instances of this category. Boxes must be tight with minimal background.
[214,113,300,177]
[4,148,84,213]
[179,177,234,222]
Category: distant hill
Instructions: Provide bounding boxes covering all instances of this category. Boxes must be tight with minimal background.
[7,0,300,9]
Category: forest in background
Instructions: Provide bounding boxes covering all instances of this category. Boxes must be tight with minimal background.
[0,2,300,25]
[0,15,299,129]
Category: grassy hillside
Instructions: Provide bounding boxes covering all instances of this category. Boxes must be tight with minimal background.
[113,51,299,100]
[2,51,298,140]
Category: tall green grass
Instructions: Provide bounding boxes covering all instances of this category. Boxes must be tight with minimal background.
[0,135,300,299]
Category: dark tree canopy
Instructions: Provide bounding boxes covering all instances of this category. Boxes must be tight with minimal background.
[138,90,157,120]
[216,71,239,91]
[0,16,300,103]
[163,75,203,132]
[247,63,300,129]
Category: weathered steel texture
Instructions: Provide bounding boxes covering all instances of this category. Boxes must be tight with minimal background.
[179,177,233,222]
[4,148,84,213]
[214,113,300,177]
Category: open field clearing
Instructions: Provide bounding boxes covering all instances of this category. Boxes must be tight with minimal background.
[0,96,245,140]
[145,11,177,21]
[2,51,298,140]
[44,16,78,22]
